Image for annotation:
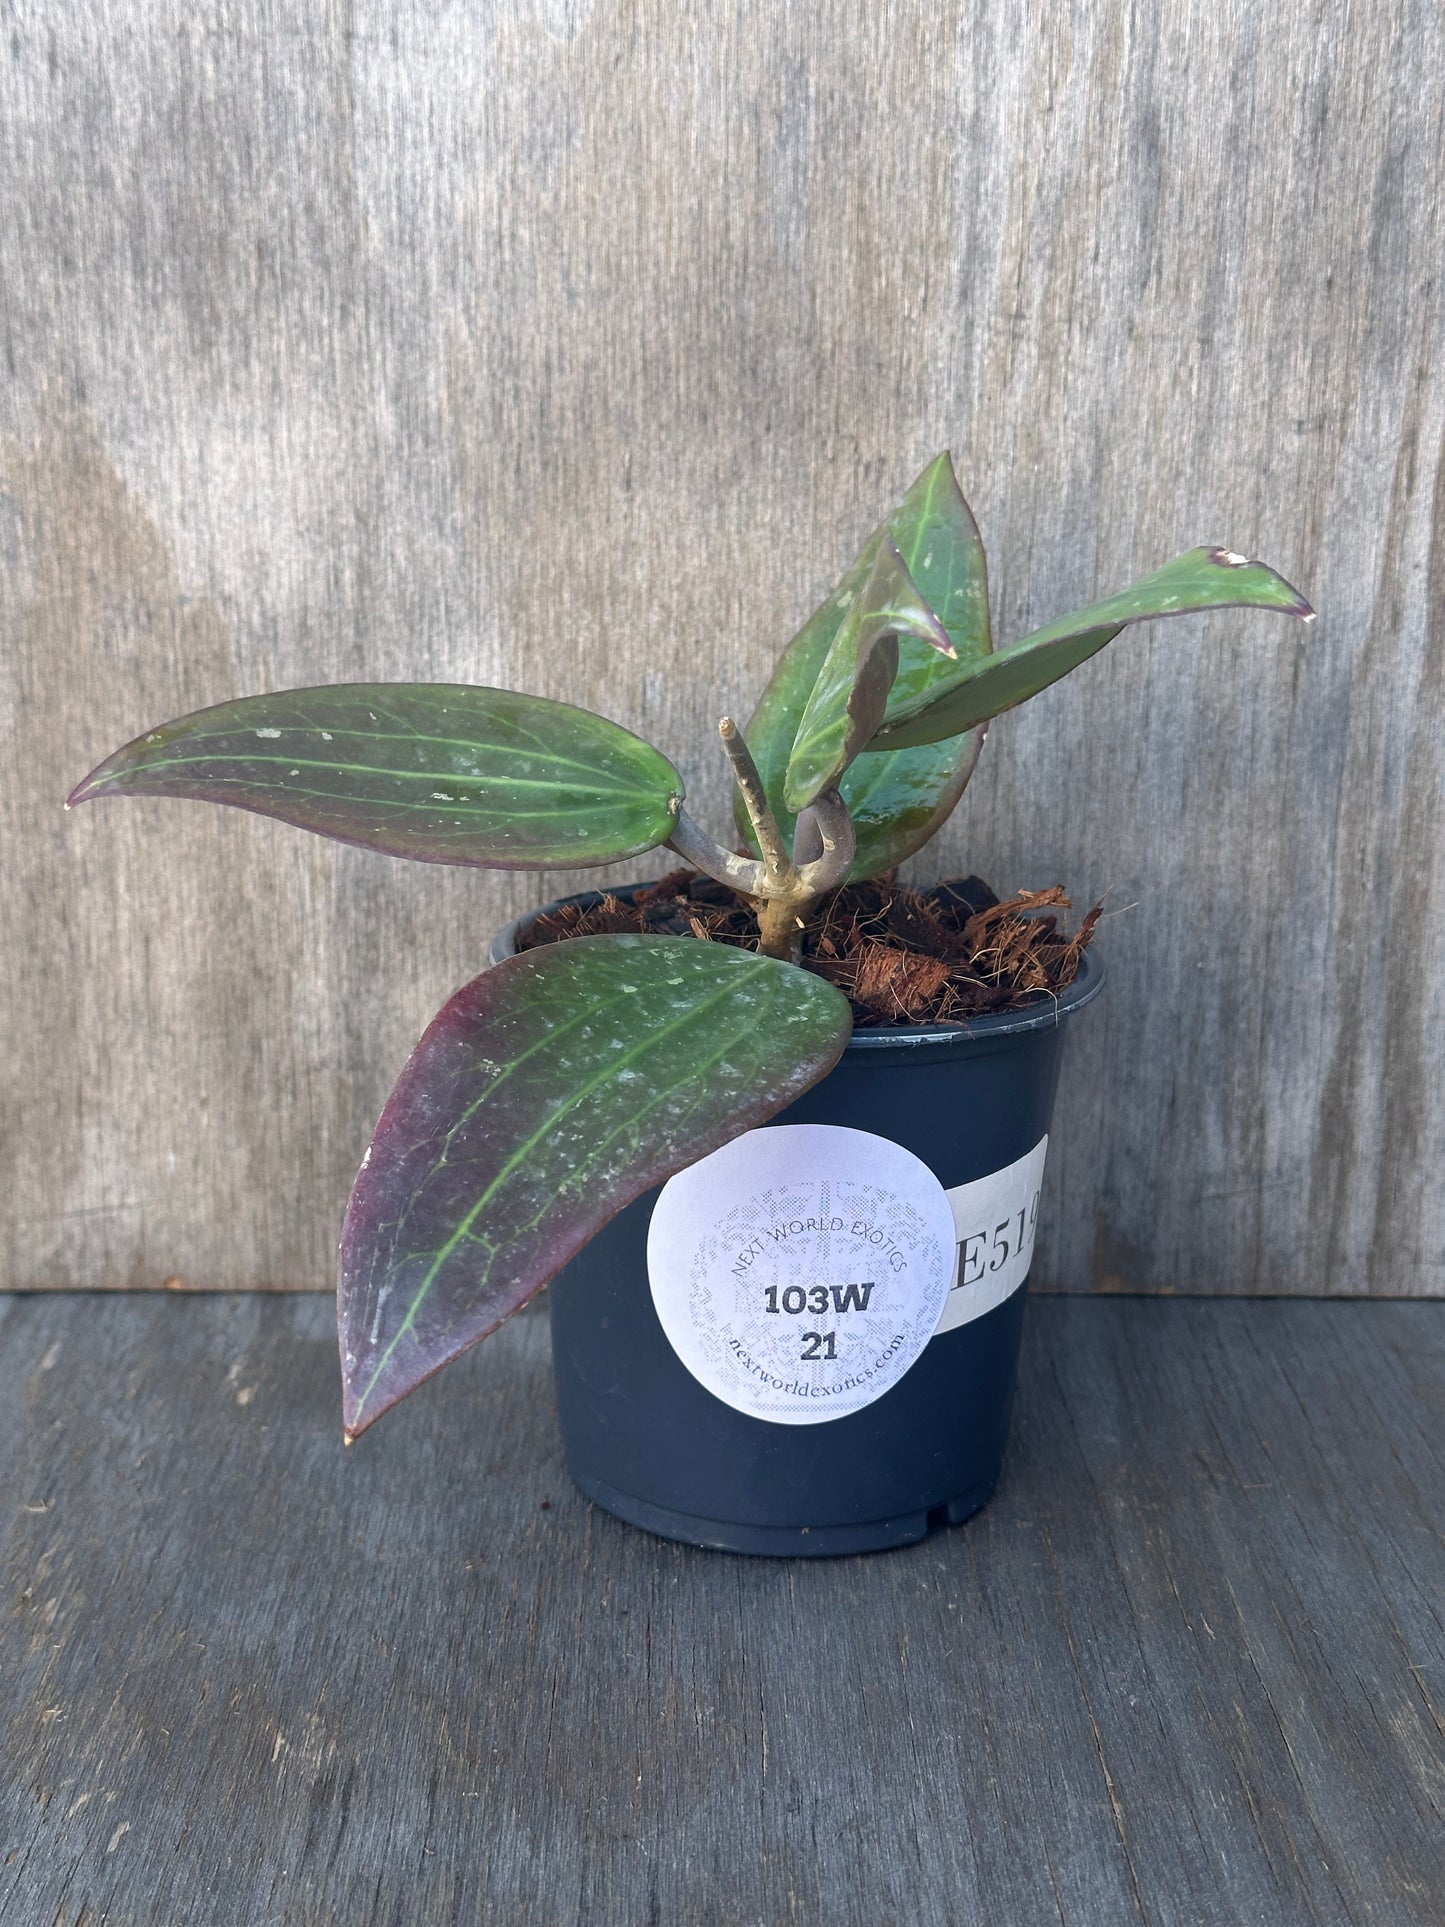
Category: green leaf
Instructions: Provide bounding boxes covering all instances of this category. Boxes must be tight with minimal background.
[68,684,685,869]
[870,548,1315,750]
[740,452,991,877]
[782,538,954,814]
[337,935,853,1437]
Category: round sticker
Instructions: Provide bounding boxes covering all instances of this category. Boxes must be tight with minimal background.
[647,1123,956,1425]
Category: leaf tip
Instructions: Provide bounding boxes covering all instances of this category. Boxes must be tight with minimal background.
[918,605,956,661]
[877,536,954,658]
[341,1395,374,1444]
[1207,546,1314,621]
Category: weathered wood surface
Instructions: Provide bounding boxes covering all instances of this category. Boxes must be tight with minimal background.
[3,1293,1442,1925]
[3,0,1443,1295]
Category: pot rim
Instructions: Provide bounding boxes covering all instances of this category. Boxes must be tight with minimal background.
[489,881,1105,1051]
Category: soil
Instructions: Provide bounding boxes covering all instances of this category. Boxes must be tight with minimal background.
[519,869,1103,1028]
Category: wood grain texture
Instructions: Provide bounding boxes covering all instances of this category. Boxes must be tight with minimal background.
[2,1291,1442,1924]
[2,0,1442,1292]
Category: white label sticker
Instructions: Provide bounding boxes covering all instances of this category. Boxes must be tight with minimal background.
[932,1135,1049,1336]
[647,1124,956,1425]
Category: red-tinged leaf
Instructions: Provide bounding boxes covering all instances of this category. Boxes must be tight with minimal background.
[338,935,853,1438]
[781,538,954,813]
[68,684,684,869]
[870,548,1315,749]
[740,452,991,877]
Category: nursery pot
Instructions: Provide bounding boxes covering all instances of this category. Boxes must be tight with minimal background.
[490,889,1104,1557]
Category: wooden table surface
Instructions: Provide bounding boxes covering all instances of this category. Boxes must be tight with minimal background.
[3,1292,1441,1927]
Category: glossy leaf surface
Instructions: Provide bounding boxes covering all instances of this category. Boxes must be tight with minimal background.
[782,538,954,813]
[871,548,1315,750]
[739,453,991,878]
[338,935,853,1437]
[69,684,684,869]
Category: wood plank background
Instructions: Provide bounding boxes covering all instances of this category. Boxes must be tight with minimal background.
[5,1291,1443,1923]
[2,0,1442,1294]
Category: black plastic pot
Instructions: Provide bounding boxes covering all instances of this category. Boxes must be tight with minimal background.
[490,889,1103,1557]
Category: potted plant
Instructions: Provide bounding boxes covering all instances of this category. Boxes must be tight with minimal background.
[69,454,1313,1554]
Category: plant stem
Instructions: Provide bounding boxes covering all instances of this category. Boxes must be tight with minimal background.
[756,894,805,963]
[792,790,855,898]
[669,726,856,965]
[667,806,768,896]
[718,717,792,887]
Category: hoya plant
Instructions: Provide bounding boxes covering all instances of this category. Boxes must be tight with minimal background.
[69,455,1313,1438]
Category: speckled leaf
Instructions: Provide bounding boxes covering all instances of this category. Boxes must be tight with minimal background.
[870,548,1315,750]
[782,538,954,813]
[739,452,992,878]
[337,935,853,1438]
[68,684,684,869]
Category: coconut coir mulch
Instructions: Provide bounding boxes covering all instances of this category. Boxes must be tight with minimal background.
[519,870,1102,1028]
